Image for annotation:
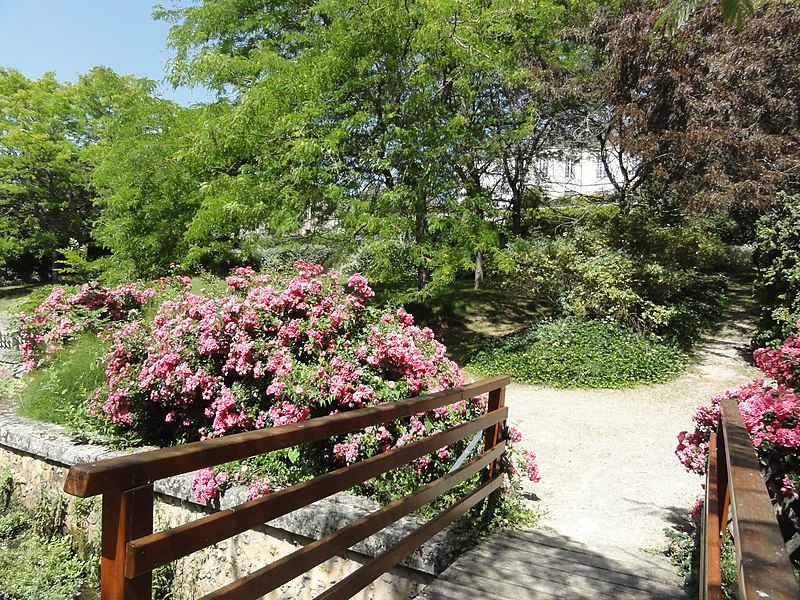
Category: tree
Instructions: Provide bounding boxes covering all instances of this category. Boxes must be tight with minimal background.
[154,0,589,294]
[0,69,95,281]
[753,192,800,346]
[86,71,205,278]
[586,1,800,213]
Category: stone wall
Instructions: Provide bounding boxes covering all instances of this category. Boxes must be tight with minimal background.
[0,410,446,599]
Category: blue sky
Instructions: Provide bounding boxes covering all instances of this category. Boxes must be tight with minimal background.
[0,1,212,105]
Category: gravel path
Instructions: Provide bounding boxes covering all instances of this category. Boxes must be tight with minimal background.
[496,285,759,552]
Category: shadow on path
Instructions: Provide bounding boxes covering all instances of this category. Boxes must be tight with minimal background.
[417,528,688,599]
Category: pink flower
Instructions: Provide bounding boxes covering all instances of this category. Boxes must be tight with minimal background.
[247,477,272,499]
[508,426,523,444]
[333,435,361,464]
[780,477,798,499]
[268,402,311,427]
[523,451,541,483]
[191,468,221,502]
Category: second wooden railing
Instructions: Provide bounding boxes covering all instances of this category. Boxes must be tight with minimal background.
[701,396,800,600]
[63,375,511,600]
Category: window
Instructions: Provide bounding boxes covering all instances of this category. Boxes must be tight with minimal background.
[564,156,576,180]
[595,155,605,180]
[536,157,548,177]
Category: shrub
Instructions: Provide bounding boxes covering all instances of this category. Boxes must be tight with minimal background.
[20,264,540,504]
[753,192,800,346]
[466,317,688,388]
[502,224,727,348]
[16,281,156,371]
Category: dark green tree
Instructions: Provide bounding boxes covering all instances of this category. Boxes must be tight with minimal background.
[753,192,800,346]
[0,69,94,281]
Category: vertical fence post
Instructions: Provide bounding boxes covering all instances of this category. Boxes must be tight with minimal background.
[101,485,154,600]
[702,430,723,600]
[483,384,506,481]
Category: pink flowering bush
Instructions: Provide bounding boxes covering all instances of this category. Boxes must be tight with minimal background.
[17,281,157,371]
[677,319,800,554]
[20,263,540,505]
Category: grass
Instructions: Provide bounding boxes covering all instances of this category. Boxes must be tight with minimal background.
[18,333,109,430]
[0,284,38,315]
[466,317,689,388]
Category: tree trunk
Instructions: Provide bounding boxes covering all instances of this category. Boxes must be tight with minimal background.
[511,189,522,237]
[415,196,430,290]
[474,250,484,290]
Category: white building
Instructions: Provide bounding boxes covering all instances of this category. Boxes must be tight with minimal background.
[536,150,626,198]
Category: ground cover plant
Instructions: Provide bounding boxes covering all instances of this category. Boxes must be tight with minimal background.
[16,263,540,510]
[466,317,688,388]
[0,474,88,600]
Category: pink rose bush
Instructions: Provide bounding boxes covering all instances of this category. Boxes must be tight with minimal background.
[17,281,156,371]
[677,319,800,545]
[21,263,540,504]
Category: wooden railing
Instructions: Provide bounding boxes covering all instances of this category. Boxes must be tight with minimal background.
[63,375,511,600]
[701,396,800,600]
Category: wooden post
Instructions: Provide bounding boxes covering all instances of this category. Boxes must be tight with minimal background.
[483,385,506,481]
[702,431,723,600]
[101,485,154,600]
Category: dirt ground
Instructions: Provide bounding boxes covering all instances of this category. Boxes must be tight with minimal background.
[490,288,759,552]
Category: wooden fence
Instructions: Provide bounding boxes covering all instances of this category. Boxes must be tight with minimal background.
[63,375,511,600]
[701,396,800,600]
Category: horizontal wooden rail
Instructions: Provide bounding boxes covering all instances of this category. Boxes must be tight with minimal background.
[65,375,508,498]
[64,375,512,600]
[201,444,505,600]
[127,407,508,576]
[702,397,800,600]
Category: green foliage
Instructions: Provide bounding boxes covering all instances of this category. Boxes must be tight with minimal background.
[0,530,88,600]
[18,333,111,433]
[139,0,598,292]
[0,487,87,600]
[88,84,203,278]
[32,486,68,540]
[0,483,180,600]
[0,511,28,542]
[503,205,729,348]
[664,521,740,600]
[53,242,109,284]
[466,317,688,388]
[663,526,698,591]
[0,69,92,281]
[0,470,11,510]
[753,192,800,346]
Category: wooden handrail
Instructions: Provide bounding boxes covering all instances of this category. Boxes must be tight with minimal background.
[63,376,512,600]
[64,375,508,497]
[701,397,800,600]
